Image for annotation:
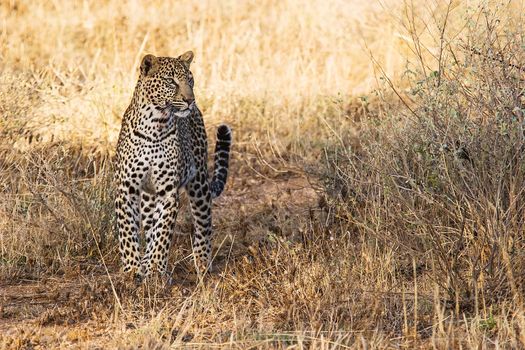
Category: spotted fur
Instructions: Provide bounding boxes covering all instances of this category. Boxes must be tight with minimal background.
[115,51,232,280]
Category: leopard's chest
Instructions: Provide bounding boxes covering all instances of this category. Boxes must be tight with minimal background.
[138,118,196,190]
[119,105,199,190]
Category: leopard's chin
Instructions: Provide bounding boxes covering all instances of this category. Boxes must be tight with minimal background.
[172,102,195,118]
[173,108,192,118]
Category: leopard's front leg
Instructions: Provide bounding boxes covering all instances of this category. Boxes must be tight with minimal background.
[141,185,179,279]
[115,168,145,280]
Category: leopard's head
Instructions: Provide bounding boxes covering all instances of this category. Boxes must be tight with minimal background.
[136,51,195,116]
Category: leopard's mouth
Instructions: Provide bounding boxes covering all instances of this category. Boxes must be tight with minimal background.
[164,101,194,117]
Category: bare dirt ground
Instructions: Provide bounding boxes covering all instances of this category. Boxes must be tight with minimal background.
[0,162,320,349]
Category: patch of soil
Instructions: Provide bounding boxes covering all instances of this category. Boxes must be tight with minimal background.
[0,168,320,348]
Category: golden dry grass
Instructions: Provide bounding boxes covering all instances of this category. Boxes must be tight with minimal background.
[1,0,525,348]
[2,0,430,150]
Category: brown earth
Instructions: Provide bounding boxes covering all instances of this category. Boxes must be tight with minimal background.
[0,165,321,349]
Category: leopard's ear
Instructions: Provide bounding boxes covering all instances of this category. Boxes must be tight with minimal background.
[140,54,158,77]
[178,51,194,68]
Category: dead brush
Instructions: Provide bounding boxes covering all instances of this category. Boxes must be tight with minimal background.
[325,0,525,332]
[0,144,116,280]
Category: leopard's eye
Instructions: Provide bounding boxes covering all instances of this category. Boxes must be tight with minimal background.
[165,77,177,86]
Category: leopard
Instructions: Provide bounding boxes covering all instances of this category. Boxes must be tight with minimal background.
[114,51,231,281]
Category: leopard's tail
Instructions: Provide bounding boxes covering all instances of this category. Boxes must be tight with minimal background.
[210,124,232,199]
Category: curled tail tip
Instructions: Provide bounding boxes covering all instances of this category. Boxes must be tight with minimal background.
[217,124,232,140]
[211,124,231,199]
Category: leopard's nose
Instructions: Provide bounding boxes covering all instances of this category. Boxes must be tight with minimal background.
[183,95,194,105]
[181,85,195,107]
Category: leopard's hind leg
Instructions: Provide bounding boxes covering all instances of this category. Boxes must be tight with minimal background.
[186,172,213,277]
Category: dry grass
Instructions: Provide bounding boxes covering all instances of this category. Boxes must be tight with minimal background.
[1,0,525,348]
